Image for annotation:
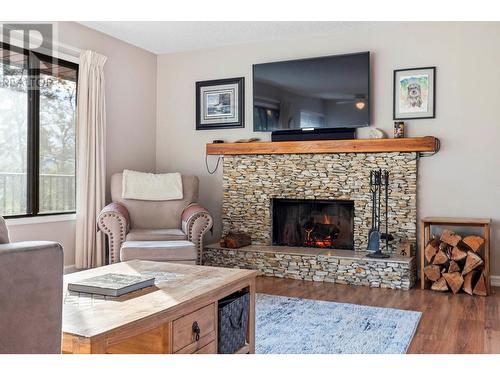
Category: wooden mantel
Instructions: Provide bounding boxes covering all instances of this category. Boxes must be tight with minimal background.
[206,136,439,155]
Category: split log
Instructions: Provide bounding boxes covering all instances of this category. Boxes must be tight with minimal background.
[463,271,477,295]
[424,265,442,282]
[462,235,485,253]
[443,272,464,294]
[451,245,468,262]
[219,232,252,249]
[473,272,487,296]
[433,250,449,265]
[431,277,449,292]
[424,229,487,296]
[424,238,440,263]
[439,242,453,259]
[448,260,461,273]
[462,251,484,275]
[440,229,462,247]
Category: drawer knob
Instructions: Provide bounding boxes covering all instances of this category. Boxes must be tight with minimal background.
[192,321,201,341]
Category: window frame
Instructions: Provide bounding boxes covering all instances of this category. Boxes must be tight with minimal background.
[1,42,78,218]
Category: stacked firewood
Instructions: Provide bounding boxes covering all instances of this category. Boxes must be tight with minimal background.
[423,230,487,296]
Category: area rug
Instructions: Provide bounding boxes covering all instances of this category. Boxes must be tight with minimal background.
[255,293,421,354]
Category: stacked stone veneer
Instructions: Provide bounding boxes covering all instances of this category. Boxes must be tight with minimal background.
[203,246,417,290]
[222,152,418,253]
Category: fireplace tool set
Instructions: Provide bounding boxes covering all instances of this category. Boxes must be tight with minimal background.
[366,169,392,258]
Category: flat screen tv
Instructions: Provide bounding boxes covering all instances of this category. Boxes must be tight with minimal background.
[253,52,370,132]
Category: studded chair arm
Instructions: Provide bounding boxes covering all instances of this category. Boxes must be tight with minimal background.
[97,202,130,264]
[181,204,213,264]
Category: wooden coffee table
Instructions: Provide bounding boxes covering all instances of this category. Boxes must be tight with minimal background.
[62,260,258,354]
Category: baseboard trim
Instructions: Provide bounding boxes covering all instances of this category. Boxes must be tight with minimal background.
[491,275,500,287]
[64,265,78,274]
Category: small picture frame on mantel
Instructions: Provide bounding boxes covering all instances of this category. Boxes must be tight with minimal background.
[393,67,435,120]
[196,77,245,130]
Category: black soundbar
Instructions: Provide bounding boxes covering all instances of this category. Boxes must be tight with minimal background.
[271,128,356,142]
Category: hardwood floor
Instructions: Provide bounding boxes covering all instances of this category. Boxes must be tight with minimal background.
[256,276,500,354]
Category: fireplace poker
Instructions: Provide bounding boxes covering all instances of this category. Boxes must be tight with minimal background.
[367,169,390,259]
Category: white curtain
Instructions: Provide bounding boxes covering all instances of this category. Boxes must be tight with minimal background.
[75,50,107,269]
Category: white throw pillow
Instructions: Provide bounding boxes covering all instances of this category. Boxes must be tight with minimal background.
[122,170,183,201]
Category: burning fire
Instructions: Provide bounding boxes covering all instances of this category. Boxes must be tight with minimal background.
[304,235,334,248]
[310,237,333,248]
[303,214,336,248]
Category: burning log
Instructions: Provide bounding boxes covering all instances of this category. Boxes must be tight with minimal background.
[303,218,339,248]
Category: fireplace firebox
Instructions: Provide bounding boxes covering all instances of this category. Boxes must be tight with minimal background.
[272,198,354,250]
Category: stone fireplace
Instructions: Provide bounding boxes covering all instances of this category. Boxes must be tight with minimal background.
[221,152,417,252]
[204,150,420,290]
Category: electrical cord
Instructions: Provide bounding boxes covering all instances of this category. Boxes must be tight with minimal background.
[206,154,223,174]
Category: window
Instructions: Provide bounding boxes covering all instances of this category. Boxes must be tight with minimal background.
[253,98,280,131]
[299,110,325,128]
[253,106,280,131]
[0,43,78,217]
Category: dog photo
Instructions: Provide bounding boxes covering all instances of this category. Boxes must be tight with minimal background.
[400,75,427,112]
[393,67,435,119]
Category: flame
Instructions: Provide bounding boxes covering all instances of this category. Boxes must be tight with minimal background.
[303,215,337,248]
[305,235,333,249]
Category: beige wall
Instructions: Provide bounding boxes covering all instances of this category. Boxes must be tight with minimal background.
[8,219,77,266]
[6,22,157,266]
[156,22,500,275]
[58,22,158,187]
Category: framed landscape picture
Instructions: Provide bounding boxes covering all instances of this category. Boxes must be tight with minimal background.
[196,77,244,130]
[393,67,435,120]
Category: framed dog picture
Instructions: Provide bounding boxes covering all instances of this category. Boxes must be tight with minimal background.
[196,77,244,130]
[393,67,435,120]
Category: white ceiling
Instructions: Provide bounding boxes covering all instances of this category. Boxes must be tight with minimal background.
[78,22,358,55]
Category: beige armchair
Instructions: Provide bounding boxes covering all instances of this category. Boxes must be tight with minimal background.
[97,173,213,264]
[0,217,64,353]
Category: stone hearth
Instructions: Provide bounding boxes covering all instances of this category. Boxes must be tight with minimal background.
[203,244,416,290]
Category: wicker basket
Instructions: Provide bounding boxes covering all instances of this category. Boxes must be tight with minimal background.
[218,290,249,354]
